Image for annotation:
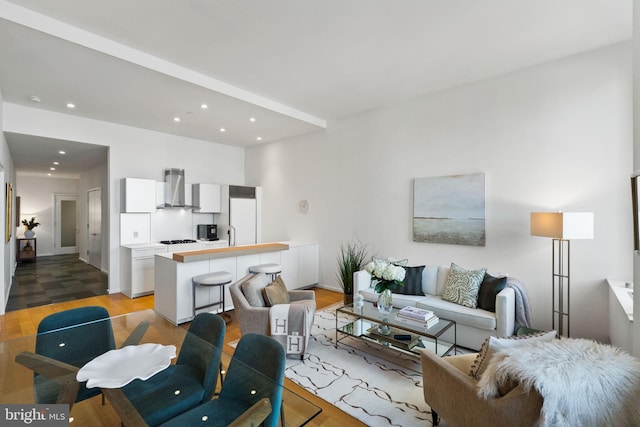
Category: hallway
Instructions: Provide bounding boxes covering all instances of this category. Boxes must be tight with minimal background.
[6,254,108,312]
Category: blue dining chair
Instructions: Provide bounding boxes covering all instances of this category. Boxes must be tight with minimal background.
[121,312,226,426]
[159,333,286,427]
[21,306,115,405]
[15,306,150,409]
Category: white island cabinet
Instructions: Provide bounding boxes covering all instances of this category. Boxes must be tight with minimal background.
[154,241,319,324]
[280,242,319,290]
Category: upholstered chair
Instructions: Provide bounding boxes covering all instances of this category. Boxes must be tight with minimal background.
[160,333,286,427]
[121,312,226,426]
[15,306,148,409]
[229,273,316,358]
[420,349,542,427]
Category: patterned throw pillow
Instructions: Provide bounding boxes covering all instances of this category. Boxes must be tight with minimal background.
[441,263,486,308]
[469,330,557,380]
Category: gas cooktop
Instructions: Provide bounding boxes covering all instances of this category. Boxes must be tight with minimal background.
[159,239,198,245]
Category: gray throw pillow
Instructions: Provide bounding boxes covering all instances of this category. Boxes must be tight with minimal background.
[241,273,270,307]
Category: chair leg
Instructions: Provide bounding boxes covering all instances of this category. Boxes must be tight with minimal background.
[280,398,285,427]
[432,410,440,426]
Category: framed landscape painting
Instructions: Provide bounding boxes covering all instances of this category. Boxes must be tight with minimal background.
[413,173,486,246]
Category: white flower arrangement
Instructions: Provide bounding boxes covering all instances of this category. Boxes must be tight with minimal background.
[364,260,406,293]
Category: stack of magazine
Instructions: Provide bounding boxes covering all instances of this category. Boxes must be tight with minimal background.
[395,306,439,328]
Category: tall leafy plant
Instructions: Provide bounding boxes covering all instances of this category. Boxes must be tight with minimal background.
[336,240,368,303]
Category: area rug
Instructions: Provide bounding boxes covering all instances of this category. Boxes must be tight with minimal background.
[285,305,434,427]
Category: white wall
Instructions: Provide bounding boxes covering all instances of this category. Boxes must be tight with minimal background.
[246,43,633,342]
[15,175,79,256]
[3,106,245,294]
[0,88,16,315]
[632,0,640,357]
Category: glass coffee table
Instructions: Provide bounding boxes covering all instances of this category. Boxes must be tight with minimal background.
[336,301,456,357]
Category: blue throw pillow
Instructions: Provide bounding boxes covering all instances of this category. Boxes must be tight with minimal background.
[394,265,425,296]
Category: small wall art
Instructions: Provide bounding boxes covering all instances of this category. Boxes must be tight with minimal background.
[5,183,12,243]
[413,173,486,246]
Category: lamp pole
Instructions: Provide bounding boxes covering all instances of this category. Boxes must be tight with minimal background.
[552,238,570,337]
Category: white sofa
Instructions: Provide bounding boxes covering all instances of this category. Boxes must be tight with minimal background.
[353,265,516,350]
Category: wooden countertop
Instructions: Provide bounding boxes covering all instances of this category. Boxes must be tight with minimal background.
[172,242,290,263]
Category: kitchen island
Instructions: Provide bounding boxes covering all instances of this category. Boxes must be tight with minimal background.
[154,241,319,324]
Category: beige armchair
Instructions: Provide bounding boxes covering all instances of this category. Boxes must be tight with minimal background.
[420,349,542,427]
[229,273,316,357]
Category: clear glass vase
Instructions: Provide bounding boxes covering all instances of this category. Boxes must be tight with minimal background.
[377,288,393,315]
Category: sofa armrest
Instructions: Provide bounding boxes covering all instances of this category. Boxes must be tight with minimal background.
[495,287,515,337]
[353,270,371,297]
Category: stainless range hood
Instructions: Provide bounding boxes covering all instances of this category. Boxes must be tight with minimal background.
[157,168,190,209]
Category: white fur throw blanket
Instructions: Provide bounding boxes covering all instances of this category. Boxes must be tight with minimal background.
[477,338,640,427]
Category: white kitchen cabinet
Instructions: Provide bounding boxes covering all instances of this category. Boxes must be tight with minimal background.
[121,245,167,298]
[123,178,157,212]
[193,184,221,212]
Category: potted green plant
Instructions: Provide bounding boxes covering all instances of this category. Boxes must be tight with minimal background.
[336,240,368,305]
[22,216,40,238]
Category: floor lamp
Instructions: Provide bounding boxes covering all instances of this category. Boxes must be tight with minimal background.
[530,212,593,337]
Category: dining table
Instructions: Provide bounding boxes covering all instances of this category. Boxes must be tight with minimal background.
[0,309,321,426]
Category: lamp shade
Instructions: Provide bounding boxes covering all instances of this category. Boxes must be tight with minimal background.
[530,212,594,240]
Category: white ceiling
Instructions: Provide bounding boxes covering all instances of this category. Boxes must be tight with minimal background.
[0,0,632,177]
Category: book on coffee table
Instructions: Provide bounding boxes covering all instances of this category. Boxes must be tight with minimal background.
[398,306,435,321]
[395,314,440,329]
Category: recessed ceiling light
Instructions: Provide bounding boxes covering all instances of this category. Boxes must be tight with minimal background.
[220,128,226,132]
[249,117,256,122]
[59,151,66,155]
[50,167,56,171]
[66,103,75,109]
[174,117,181,122]
[256,137,262,141]
[201,104,208,109]
[47,173,52,176]
[29,95,41,103]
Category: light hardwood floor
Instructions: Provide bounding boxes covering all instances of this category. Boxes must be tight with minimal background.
[0,288,366,427]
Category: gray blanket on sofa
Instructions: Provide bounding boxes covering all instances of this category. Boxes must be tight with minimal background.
[507,279,532,330]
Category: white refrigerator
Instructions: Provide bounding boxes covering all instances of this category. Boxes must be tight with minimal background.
[230,197,257,245]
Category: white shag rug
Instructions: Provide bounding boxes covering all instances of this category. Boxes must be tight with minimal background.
[285,306,433,427]
[477,337,640,427]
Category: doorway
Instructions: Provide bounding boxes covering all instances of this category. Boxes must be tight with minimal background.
[54,194,78,255]
[87,187,102,270]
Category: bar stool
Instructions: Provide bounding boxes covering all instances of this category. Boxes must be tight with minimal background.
[248,263,282,281]
[192,271,233,323]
